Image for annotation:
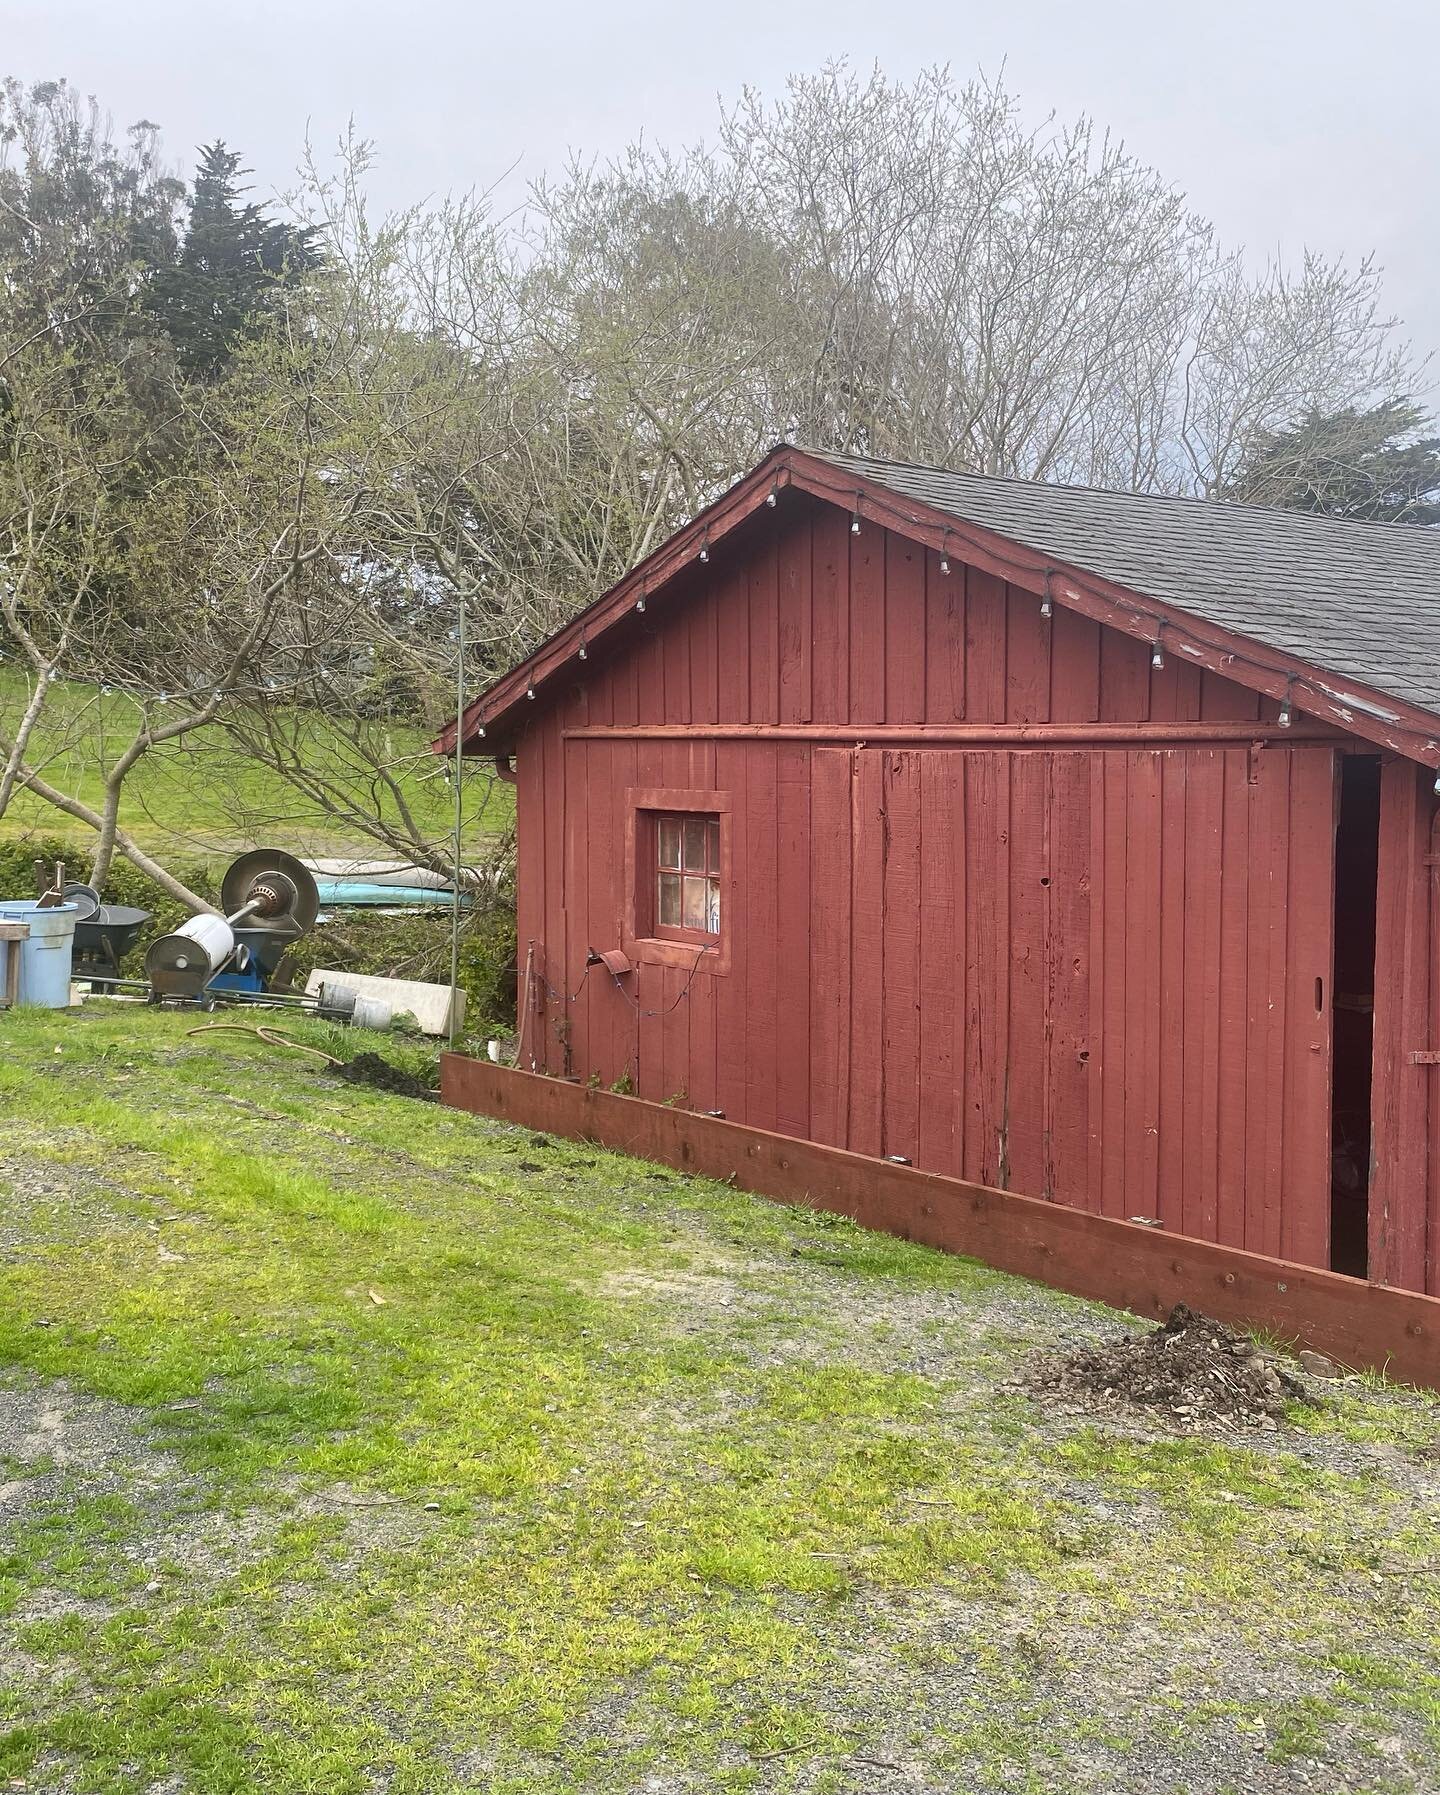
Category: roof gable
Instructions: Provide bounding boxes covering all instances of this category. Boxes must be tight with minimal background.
[440,445,1440,769]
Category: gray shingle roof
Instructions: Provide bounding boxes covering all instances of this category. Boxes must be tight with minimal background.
[813,449,1440,720]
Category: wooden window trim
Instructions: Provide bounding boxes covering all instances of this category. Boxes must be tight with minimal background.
[623,786,732,974]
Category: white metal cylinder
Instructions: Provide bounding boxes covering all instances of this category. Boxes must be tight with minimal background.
[352,994,394,1032]
[171,914,235,975]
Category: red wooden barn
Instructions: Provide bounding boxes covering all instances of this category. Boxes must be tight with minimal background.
[439,445,1440,1297]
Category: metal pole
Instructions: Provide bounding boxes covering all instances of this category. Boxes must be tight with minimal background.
[447,588,466,1049]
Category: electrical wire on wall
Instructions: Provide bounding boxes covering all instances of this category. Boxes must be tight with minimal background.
[602,944,709,1018]
[519,940,707,1084]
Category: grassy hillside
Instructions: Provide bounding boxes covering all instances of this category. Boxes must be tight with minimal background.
[0,668,509,868]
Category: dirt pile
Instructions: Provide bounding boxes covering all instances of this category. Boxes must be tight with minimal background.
[330,1053,437,1101]
[1023,1304,1314,1432]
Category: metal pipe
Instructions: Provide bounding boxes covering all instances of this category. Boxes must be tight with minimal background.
[84,977,320,1011]
[448,585,467,1050]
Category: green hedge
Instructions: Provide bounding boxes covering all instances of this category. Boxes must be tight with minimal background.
[0,838,516,1029]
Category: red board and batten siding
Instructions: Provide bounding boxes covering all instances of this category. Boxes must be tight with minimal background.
[1371,758,1440,1293]
[510,493,1376,1286]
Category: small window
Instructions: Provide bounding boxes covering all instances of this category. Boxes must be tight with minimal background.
[655,812,721,940]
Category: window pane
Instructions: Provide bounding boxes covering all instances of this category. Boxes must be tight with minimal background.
[658,872,681,926]
[682,876,710,930]
[682,817,707,871]
[657,817,681,869]
[707,818,721,872]
[706,877,721,934]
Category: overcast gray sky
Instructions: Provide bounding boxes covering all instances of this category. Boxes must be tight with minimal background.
[10,0,1440,376]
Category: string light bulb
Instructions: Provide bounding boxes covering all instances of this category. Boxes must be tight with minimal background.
[766,478,779,507]
[526,683,536,701]
[851,496,862,535]
[578,635,587,660]
[698,532,709,563]
[636,592,646,612]
[939,531,951,575]
[1150,628,1165,670]
[1277,680,1294,728]
[1040,594,1053,620]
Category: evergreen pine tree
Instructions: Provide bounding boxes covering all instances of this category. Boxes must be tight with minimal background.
[150,141,319,377]
[1226,398,1440,524]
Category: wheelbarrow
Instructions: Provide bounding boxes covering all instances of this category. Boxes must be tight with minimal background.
[64,883,153,989]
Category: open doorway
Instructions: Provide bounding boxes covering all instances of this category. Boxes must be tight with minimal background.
[1330,754,1381,1277]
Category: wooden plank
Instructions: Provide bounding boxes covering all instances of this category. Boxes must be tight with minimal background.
[917,754,960,1174]
[773,743,810,1137]
[1124,750,1163,1220]
[1005,584,1051,724]
[848,521,886,724]
[1086,755,1108,1212]
[1371,758,1432,1292]
[964,752,1011,1186]
[713,741,749,1125]
[1048,605,1101,724]
[513,725,545,1071]
[923,549,966,721]
[776,509,813,725]
[1181,749,1224,1241]
[1281,747,1337,1270]
[1156,751,1188,1233]
[562,736,590,1081]
[1246,750,1291,1258]
[881,750,923,1162]
[1098,628,1151,724]
[1215,750,1252,1248]
[964,568,1007,722]
[1045,752,1091,1208]
[689,581,719,726]
[742,743,780,1130]
[883,534,927,724]
[808,748,854,1147]
[810,504,849,725]
[1006,749,1048,1196]
[747,517,780,726]
[847,750,886,1155]
[714,564,750,722]
[1097,753,1129,1216]
[441,1056,1440,1391]
[564,722,1342,744]
[1200,668,1260,722]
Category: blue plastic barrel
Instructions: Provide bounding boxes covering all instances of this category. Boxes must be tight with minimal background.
[0,901,78,1008]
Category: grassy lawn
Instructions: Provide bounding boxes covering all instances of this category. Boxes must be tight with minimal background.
[0,669,509,864]
[0,1006,1437,1793]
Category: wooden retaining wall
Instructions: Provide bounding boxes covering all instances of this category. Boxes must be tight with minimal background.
[441,1055,1440,1391]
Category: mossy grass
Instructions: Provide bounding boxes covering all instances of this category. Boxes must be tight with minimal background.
[0,1005,1436,1791]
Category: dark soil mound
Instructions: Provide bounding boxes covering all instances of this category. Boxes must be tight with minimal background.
[331,1053,437,1101]
[1024,1304,1314,1433]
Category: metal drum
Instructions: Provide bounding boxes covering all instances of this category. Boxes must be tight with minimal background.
[145,914,236,999]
